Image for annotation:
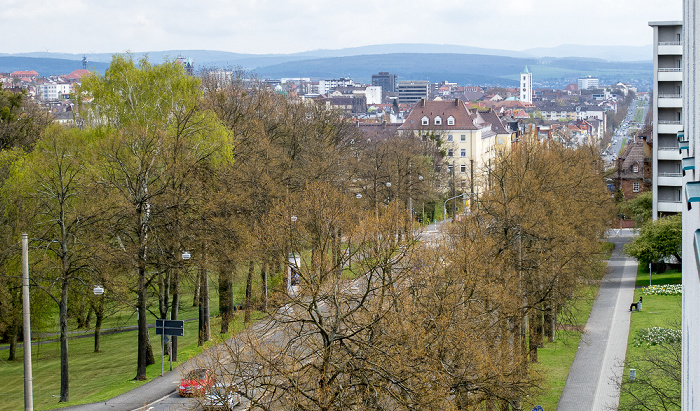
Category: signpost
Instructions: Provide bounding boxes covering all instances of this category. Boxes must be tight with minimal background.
[156,319,184,375]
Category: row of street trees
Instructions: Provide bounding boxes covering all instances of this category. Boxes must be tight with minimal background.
[0,56,440,403]
[201,135,614,410]
[1,55,614,408]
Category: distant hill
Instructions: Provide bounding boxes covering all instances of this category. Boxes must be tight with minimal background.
[252,53,652,87]
[522,44,652,62]
[0,56,109,77]
[0,45,653,89]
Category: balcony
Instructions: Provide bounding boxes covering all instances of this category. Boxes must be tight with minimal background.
[658,120,683,134]
[658,68,683,82]
[657,172,682,186]
[658,42,683,55]
[658,93,683,108]
[658,200,683,213]
[658,147,682,160]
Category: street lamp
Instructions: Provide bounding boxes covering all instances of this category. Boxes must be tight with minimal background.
[444,193,467,222]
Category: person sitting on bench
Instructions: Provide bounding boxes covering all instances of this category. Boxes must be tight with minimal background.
[630,296,643,311]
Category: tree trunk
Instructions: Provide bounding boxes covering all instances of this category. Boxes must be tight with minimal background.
[198,260,210,346]
[260,260,268,312]
[8,326,17,361]
[171,267,180,361]
[219,261,232,334]
[529,310,541,363]
[94,296,104,353]
[543,303,556,343]
[59,280,69,402]
[192,273,200,307]
[245,260,254,324]
[136,266,149,380]
[146,331,155,365]
[158,269,170,320]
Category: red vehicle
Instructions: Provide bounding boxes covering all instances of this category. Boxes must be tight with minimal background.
[178,368,217,397]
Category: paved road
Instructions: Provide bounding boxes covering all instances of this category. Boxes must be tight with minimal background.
[557,229,638,411]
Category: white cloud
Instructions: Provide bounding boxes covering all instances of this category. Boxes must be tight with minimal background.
[0,0,683,54]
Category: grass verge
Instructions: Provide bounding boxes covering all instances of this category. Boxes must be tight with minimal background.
[0,311,262,410]
[618,268,681,409]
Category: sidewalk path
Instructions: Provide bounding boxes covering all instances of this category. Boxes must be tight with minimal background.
[557,229,638,411]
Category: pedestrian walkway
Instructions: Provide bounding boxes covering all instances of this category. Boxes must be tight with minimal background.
[557,229,638,411]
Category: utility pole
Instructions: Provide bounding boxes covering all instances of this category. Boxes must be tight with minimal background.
[22,233,33,411]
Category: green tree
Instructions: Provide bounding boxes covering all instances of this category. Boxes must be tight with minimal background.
[7,126,99,402]
[77,54,230,380]
[624,214,682,265]
[621,191,653,226]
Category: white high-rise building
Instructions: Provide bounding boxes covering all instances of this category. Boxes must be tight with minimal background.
[519,66,532,103]
[650,21,683,220]
[680,2,700,408]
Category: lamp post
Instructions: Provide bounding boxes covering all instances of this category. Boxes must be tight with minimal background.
[288,216,298,297]
[443,193,467,222]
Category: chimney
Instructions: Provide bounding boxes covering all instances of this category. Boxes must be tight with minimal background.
[421,98,426,107]
[454,98,459,107]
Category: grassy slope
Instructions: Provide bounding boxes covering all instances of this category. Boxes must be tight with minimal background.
[0,272,275,410]
[618,269,681,408]
[524,242,613,410]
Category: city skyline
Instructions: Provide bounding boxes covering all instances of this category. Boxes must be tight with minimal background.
[0,0,682,55]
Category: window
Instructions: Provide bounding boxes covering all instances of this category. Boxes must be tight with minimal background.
[460,164,467,173]
[447,164,454,173]
[447,134,454,142]
[447,116,455,125]
[633,164,639,173]
[434,116,442,125]
[633,182,640,192]
[497,137,504,145]
[447,149,454,157]
[461,134,466,142]
[421,116,429,126]
[460,149,466,157]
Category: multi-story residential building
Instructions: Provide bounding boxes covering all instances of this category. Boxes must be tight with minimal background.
[397,99,511,192]
[578,76,599,90]
[650,21,683,219]
[520,66,533,104]
[680,4,700,409]
[615,131,652,201]
[372,72,397,93]
[38,82,71,101]
[397,81,429,104]
[318,78,354,95]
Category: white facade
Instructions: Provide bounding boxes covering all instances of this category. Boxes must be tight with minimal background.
[318,78,354,95]
[680,4,700,408]
[650,21,684,220]
[39,82,70,101]
[363,86,382,105]
[519,67,533,103]
[578,77,599,90]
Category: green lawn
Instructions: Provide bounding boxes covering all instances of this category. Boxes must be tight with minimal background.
[618,268,681,409]
[525,284,598,411]
[0,270,275,411]
[525,242,612,410]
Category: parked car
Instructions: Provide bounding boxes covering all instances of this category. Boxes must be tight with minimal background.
[178,368,217,397]
[202,383,242,410]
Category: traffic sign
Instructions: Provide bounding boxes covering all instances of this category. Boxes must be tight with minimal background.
[155,319,184,336]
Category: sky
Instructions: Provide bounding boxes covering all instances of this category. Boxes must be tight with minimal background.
[0,0,684,55]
